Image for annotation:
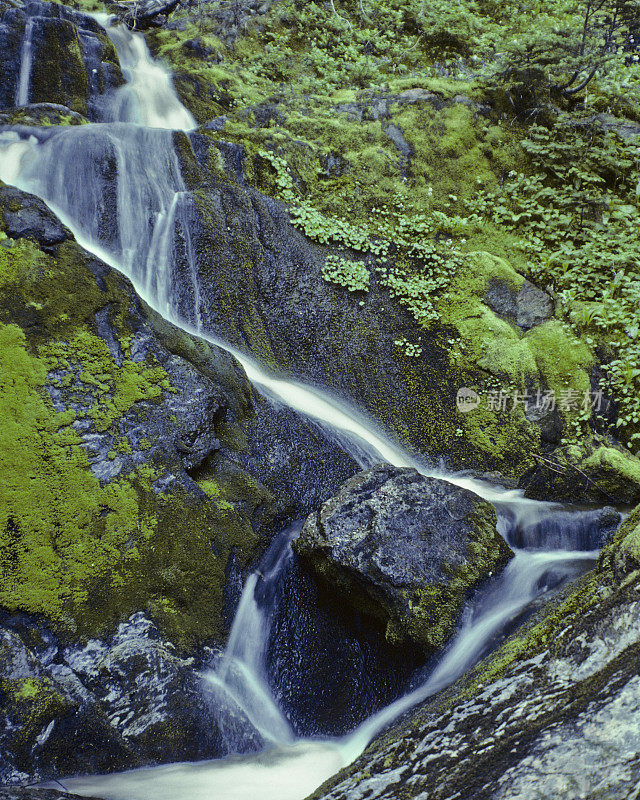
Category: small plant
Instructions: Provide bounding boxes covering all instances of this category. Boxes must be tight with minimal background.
[468,115,640,445]
[394,336,423,357]
[321,254,370,291]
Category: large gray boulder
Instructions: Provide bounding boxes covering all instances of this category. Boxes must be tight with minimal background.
[294,465,513,652]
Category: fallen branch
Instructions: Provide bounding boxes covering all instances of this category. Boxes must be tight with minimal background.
[112,0,182,30]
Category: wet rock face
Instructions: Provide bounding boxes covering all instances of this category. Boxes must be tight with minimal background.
[266,557,423,738]
[59,613,221,762]
[0,184,69,247]
[0,0,123,119]
[0,623,135,785]
[0,613,223,784]
[294,465,513,652]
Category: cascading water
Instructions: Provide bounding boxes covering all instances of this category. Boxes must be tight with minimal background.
[15,16,35,107]
[94,13,196,131]
[205,527,297,752]
[1,15,621,800]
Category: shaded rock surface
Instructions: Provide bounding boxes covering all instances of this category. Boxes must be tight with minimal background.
[0,0,123,119]
[266,556,423,738]
[0,184,69,246]
[0,612,226,784]
[294,466,513,652]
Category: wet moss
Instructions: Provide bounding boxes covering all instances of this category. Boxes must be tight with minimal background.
[29,18,90,115]
[0,209,265,647]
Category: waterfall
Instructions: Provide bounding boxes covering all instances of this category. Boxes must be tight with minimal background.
[15,17,35,107]
[93,13,196,131]
[0,122,550,514]
[204,527,297,751]
[4,15,620,800]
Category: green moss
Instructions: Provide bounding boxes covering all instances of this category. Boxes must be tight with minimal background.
[0,208,269,646]
[6,675,69,753]
[526,320,593,437]
[13,677,41,702]
[582,446,640,502]
[116,438,133,455]
[28,18,90,115]
[0,316,263,645]
[395,505,508,650]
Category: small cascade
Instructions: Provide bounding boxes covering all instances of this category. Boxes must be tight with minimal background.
[94,13,196,131]
[0,123,185,298]
[204,527,298,752]
[15,17,35,107]
[336,540,598,764]
[511,506,621,550]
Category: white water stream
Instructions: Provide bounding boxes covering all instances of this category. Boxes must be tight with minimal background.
[0,15,608,800]
[15,16,35,107]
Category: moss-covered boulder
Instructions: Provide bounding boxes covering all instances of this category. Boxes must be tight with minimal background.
[521,442,640,505]
[294,465,513,653]
[0,0,123,119]
[0,182,359,650]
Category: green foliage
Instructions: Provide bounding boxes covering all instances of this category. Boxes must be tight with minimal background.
[468,115,640,446]
[322,254,370,292]
[490,0,640,114]
[258,145,467,323]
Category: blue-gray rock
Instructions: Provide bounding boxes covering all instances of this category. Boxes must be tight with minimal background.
[294,465,513,652]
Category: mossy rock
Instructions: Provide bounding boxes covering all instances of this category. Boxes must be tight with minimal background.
[0,1,123,119]
[0,185,264,648]
[295,465,512,653]
[0,103,88,127]
[521,442,640,505]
